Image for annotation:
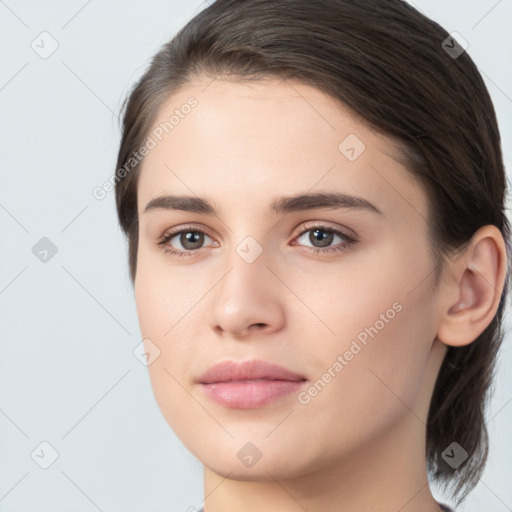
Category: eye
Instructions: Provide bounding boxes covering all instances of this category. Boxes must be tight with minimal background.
[292,224,357,254]
[157,226,217,257]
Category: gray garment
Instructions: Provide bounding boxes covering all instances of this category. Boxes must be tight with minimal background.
[196,504,453,511]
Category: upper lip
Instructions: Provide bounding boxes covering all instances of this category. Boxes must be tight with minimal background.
[197,359,307,384]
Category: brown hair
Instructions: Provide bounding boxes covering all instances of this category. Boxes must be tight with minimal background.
[114,0,511,503]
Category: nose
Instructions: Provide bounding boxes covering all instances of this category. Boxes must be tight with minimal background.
[208,250,286,340]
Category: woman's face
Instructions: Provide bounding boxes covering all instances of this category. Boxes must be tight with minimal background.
[134,77,446,480]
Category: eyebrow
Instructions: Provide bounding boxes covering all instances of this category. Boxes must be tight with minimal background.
[143,191,383,217]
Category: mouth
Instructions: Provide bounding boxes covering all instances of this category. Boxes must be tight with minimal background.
[200,380,307,408]
[197,359,308,409]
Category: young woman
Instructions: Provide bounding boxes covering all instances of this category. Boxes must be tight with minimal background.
[114,1,510,510]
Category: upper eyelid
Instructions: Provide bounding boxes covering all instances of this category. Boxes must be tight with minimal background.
[291,222,355,239]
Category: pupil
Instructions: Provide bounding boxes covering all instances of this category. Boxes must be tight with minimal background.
[182,231,204,249]
[311,229,332,248]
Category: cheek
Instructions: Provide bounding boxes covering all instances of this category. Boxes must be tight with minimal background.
[293,290,435,457]
[305,241,436,412]
[134,245,187,338]
[135,274,198,438]
[134,251,202,411]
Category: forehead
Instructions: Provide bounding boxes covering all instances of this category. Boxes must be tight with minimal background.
[136,77,428,223]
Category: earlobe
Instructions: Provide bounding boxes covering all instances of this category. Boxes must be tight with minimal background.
[437,225,508,348]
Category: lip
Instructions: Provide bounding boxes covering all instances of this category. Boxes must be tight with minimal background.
[198,359,306,384]
[197,359,307,409]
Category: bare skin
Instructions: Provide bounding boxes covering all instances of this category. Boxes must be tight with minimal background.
[133,77,507,512]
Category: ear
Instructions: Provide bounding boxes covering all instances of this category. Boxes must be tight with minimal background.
[437,225,508,347]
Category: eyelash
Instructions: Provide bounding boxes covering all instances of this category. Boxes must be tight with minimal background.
[157,224,357,258]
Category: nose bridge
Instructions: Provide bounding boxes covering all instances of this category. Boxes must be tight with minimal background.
[220,210,271,274]
[208,233,283,337]
[219,234,270,303]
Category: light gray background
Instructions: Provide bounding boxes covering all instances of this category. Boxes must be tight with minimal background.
[1,1,511,511]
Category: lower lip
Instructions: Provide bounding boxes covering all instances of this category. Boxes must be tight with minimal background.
[200,379,307,408]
